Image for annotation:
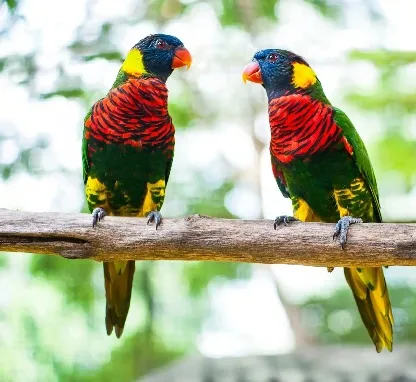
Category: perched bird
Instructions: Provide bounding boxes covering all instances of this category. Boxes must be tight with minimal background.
[242,49,393,352]
[82,34,192,338]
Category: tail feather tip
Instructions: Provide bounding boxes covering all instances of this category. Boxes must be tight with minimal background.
[115,325,124,338]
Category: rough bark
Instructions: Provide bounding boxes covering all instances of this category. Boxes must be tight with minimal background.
[0,209,415,266]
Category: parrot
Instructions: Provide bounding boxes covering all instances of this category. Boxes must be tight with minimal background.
[82,34,192,338]
[242,49,393,352]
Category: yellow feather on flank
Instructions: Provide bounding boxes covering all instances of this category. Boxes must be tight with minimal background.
[86,176,110,211]
[86,177,166,217]
[333,185,352,217]
[293,198,322,222]
[291,62,317,89]
[121,48,147,76]
[139,179,166,216]
[333,177,374,219]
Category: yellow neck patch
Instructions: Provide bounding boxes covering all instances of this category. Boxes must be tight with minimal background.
[121,49,147,76]
[292,62,317,88]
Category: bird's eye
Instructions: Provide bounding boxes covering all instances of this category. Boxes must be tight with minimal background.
[267,53,278,62]
[155,39,168,48]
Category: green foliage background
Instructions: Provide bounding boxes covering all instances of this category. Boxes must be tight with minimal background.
[0,0,415,381]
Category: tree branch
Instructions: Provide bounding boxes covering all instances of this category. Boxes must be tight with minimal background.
[0,209,415,266]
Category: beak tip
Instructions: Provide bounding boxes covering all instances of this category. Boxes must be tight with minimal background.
[242,62,263,84]
[172,47,192,70]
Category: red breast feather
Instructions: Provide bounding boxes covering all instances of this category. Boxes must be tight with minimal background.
[85,77,174,150]
[269,94,341,163]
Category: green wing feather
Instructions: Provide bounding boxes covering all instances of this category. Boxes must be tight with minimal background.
[333,107,382,222]
[82,108,92,185]
[165,157,173,186]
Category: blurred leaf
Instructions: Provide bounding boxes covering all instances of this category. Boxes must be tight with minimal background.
[0,135,50,179]
[0,254,7,268]
[30,256,96,311]
[345,91,416,112]
[146,0,186,22]
[300,284,416,345]
[374,133,416,190]
[186,179,236,217]
[168,99,195,129]
[184,261,251,297]
[40,88,86,100]
[0,58,6,71]
[70,328,184,382]
[304,0,341,19]
[83,52,124,62]
[349,49,416,68]
[1,54,37,88]
[220,0,277,28]
[220,0,246,26]
[345,48,416,196]
[2,0,18,13]
[258,0,278,19]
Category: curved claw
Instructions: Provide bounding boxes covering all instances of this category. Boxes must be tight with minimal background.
[333,216,363,250]
[92,207,107,228]
[274,215,299,229]
[147,211,162,230]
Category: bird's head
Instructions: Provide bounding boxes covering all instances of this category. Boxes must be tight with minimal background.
[122,34,192,82]
[242,49,319,99]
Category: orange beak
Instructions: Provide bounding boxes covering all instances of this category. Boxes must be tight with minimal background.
[242,61,263,84]
[172,47,192,70]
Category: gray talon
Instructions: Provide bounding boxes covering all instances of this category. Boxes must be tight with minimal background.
[92,207,107,228]
[274,215,299,229]
[333,216,363,250]
[147,211,162,230]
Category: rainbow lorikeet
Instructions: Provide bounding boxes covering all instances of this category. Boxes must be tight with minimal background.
[82,34,192,338]
[242,49,393,352]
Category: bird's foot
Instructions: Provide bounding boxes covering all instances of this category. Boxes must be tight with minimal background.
[274,215,299,229]
[333,216,363,250]
[147,210,162,230]
[92,207,107,228]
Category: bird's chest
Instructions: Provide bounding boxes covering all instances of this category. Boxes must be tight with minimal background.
[268,96,341,164]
